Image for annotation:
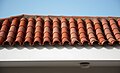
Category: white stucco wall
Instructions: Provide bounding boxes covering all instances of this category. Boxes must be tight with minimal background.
[0,45,120,61]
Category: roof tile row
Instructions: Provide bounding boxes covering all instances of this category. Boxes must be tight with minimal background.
[0,15,120,46]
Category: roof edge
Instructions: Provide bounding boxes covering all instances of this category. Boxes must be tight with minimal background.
[0,14,120,20]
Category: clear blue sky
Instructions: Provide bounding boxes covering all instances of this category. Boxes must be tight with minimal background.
[0,0,120,18]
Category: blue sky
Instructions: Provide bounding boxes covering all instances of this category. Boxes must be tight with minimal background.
[0,0,120,18]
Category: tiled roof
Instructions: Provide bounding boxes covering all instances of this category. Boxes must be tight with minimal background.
[0,14,120,46]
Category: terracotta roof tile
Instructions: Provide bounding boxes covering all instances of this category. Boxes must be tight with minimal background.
[52,17,61,45]
[43,17,52,45]
[109,18,120,43]
[93,18,106,45]
[101,18,116,45]
[61,17,70,45]
[0,14,120,46]
[77,18,88,45]
[117,18,120,27]
[85,19,97,45]
[33,17,43,45]
[24,17,35,45]
[69,18,79,45]
[3,18,19,45]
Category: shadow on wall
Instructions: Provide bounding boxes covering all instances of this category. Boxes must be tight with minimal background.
[0,42,120,50]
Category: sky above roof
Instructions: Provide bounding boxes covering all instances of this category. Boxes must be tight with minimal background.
[0,0,120,18]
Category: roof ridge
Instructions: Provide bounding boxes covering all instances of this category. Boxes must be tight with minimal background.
[0,14,120,20]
